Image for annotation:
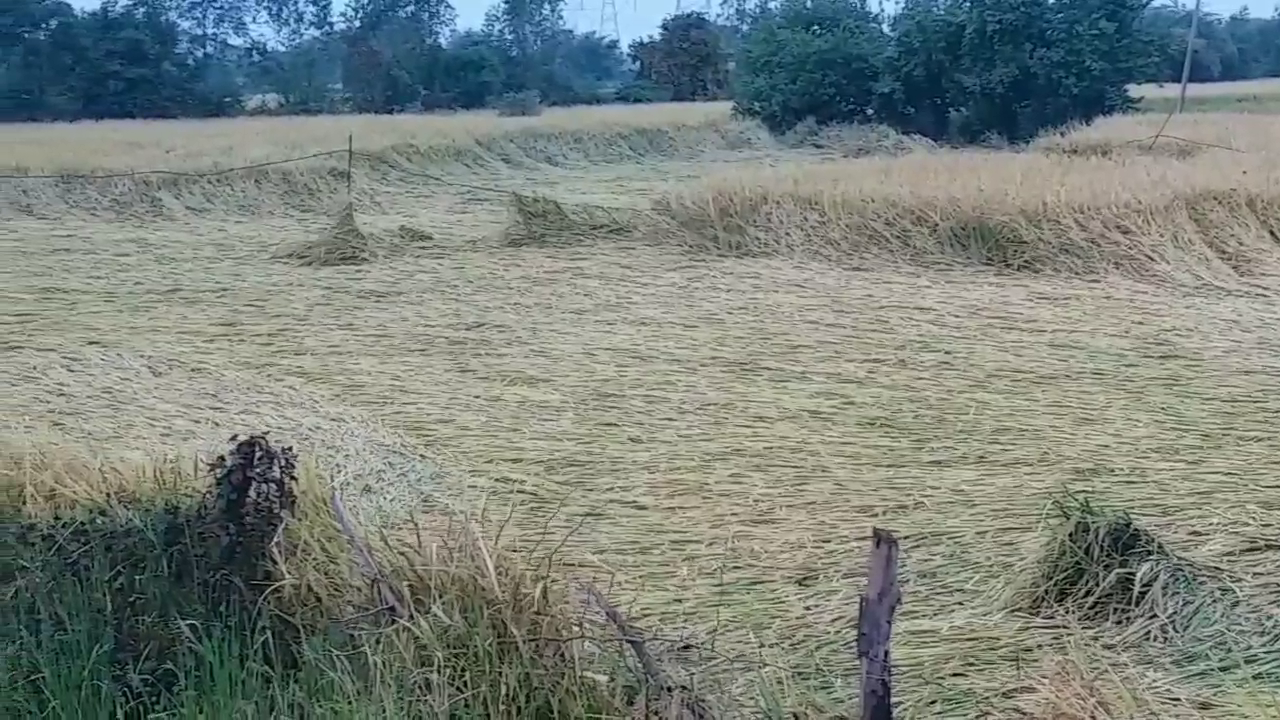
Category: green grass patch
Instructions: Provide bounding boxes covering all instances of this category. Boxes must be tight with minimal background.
[0,436,644,719]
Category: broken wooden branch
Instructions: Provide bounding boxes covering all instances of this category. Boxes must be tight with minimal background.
[331,489,409,620]
[585,583,712,720]
[585,583,670,688]
[857,527,901,720]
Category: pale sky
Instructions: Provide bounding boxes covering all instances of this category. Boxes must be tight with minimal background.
[66,0,1279,46]
[455,0,1280,45]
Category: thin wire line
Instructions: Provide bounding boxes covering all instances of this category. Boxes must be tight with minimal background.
[0,149,351,180]
[0,126,1249,186]
[1128,134,1246,153]
[0,146,527,198]
[353,152,516,196]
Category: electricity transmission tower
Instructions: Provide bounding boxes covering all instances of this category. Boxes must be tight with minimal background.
[675,0,713,12]
[598,0,621,41]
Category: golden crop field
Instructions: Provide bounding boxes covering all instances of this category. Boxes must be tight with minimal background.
[1130,77,1280,98]
[5,104,1280,717]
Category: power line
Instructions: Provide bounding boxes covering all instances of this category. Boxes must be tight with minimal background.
[0,149,350,181]
[0,146,639,209]
[0,130,1244,186]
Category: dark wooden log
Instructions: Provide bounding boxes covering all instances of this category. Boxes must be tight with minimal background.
[858,527,901,720]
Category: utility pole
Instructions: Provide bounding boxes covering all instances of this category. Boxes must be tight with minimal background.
[1176,0,1202,115]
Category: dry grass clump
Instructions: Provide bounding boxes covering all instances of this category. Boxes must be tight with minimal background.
[271,204,436,266]
[646,149,1280,285]
[1008,495,1280,708]
[0,433,650,718]
[394,223,435,245]
[781,118,938,157]
[1008,650,1236,720]
[503,192,639,247]
[272,203,374,266]
[1034,136,1205,161]
[1016,495,1234,638]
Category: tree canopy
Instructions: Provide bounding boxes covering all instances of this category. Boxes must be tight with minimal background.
[0,0,1277,134]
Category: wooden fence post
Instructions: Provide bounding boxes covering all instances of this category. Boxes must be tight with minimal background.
[346,132,354,201]
[858,527,901,720]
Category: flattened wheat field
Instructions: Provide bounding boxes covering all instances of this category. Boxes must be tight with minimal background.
[6,102,1280,717]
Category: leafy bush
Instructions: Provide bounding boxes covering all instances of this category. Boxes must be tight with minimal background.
[734,0,889,134]
[733,0,1155,144]
[0,436,635,717]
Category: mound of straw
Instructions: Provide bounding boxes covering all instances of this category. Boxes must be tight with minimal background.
[1008,491,1280,696]
[1009,494,1280,695]
[272,203,374,266]
[781,119,937,158]
[1018,494,1230,636]
[271,204,436,267]
[503,192,639,247]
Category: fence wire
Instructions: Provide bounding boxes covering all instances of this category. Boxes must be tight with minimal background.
[0,125,1246,187]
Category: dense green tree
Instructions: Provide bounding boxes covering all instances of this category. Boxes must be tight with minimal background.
[875,0,963,139]
[735,0,1154,143]
[734,0,888,133]
[0,0,82,119]
[246,34,342,113]
[1025,0,1153,133]
[338,0,455,111]
[482,0,564,91]
[629,12,730,102]
[1140,4,1280,83]
[257,0,333,43]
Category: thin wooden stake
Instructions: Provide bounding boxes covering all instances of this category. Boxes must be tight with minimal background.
[858,527,901,720]
[346,132,354,201]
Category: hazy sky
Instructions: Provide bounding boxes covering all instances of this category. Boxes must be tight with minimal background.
[461,0,1279,44]
[65,0,1279,46]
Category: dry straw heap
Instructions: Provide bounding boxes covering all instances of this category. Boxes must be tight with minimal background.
[269,202,438,267]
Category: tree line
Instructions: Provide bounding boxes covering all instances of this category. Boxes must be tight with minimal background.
[1140,3,1280,84]
[2,0,1279,133]
[734,0,1275,144]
